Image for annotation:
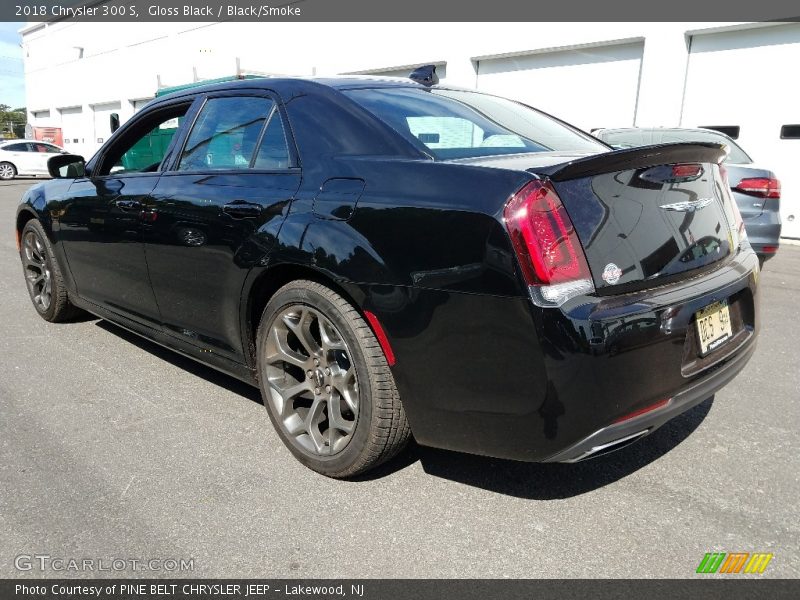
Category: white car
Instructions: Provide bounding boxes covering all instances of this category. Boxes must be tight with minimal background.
[0,139,66,180]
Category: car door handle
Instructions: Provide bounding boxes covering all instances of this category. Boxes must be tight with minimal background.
[222,201,262,219]
[115,200,142,211]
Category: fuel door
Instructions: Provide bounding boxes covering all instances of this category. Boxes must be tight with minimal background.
[312,178,365,221]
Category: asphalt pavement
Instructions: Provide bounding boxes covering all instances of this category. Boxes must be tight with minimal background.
[1,178,798,578]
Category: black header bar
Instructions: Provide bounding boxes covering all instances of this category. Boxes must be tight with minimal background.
[5,0,800,23]
[2,579,799,600]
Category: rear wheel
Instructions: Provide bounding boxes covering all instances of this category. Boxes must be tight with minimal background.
[20,220,82,322]
[0,162,16,180]
[255,280,410,478]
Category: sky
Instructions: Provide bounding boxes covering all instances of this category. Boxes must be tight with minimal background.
[0,22,25,109]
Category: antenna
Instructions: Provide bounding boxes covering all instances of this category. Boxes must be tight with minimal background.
[409,65,439,87]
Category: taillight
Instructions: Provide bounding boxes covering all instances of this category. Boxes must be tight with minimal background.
[503,179,594,307]
[671,163,703,180]
[734,177,781,199]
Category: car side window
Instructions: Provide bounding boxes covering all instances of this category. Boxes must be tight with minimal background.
[5,143,30,152]
[253,110,290,170]
[97,103,191,176]
[178,96,274,171]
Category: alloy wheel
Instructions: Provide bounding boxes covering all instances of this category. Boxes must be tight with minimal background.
[22,230,52,312]
[0,163,15,180]
[263,304,360,456]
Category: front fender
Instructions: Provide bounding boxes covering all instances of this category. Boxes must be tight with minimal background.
[16,178,77,290]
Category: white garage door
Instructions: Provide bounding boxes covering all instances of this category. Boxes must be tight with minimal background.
[682,24,800,239]
[476,41,644,133]
[59,106,86,157]
[92,101,121,152]
[31,110,51,125]
[132,98,153,113]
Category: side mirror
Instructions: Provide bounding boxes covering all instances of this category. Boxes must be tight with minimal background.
[110,113,120,133]
[48,154,86,179]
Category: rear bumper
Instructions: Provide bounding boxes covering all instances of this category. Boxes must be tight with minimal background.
[370,248,760,464]
[542,334,757,462]
[744,210,782,258]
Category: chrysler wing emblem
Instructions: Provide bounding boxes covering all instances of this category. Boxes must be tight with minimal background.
[659,197,714,212]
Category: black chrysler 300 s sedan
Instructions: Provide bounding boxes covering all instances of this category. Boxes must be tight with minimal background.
[16,75,759,477]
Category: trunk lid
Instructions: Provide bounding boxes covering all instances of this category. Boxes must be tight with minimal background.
[545,143,738,293]
[725,163,777,219]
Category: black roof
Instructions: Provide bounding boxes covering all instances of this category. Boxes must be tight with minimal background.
[155,74,434,102]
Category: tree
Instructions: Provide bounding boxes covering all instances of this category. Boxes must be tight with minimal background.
[1,103,27,139]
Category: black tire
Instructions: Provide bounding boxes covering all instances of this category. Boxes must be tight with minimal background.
[19,220,83,322]
[0,161,17,180]
[255,280,410,478]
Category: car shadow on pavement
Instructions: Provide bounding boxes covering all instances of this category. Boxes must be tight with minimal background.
[364,398,714,499]
[94,318,711,497]
[94,320,263,405]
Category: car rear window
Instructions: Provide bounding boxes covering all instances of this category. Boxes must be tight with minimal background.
[599,129,752,164]
[344,87,607,160]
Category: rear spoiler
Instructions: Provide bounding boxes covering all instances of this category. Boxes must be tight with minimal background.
[546,142,728,182]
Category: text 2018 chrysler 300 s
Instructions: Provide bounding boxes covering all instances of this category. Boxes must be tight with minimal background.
[16,72,759,477]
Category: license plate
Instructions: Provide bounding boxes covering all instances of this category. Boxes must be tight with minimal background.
[695,299,733,356]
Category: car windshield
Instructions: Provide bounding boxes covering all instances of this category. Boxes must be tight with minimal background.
[344,87,608,160]
[599,129,752,164]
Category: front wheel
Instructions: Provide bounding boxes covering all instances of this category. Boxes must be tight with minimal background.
[0,162,16,180]
[256,280,410,478]
[19,220,82,322]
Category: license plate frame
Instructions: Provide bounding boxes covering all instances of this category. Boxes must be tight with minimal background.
[695,299,733,356]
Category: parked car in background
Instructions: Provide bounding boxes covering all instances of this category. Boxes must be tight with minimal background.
[593,128,781,266]
[0,139,66,180]
[16,75,760,477]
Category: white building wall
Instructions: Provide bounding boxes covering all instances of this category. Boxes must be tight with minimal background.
[474,40,646,131]
[22,22,737,143]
